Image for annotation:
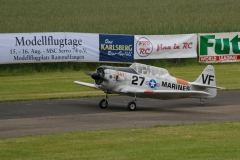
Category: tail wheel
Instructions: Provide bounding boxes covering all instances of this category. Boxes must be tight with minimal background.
[127,101,136,111]
[99,99,108,109]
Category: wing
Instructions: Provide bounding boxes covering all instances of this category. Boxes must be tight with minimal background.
[120,89,211,100]
[74,81,98,89]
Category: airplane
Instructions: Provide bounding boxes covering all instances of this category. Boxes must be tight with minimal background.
[74,63,224,111]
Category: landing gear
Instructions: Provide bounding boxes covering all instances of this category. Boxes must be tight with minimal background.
[99,93,108,109]
[127,94,137,111]
[99,93,138,111]
[128,101,136,111]
[99,99,108,109]
[199,98,204,105]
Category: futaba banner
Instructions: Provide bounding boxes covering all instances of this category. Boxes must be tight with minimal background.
[199,32,240,62]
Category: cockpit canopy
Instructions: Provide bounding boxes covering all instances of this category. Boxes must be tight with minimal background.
[130,63,169,77]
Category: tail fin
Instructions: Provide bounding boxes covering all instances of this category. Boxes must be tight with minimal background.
[192,65,218,98]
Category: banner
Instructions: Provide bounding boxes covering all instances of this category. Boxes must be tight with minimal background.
[0,32,99,64]
[199,32,240,62]
[134,34,197,59]
[99,34,134,62]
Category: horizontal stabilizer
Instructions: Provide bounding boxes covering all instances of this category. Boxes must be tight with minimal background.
[191,82,225,89]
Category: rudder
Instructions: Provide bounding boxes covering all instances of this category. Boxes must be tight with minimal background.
[194,65,217,98]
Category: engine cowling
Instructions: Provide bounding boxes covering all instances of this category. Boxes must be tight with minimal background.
[93,67,105,85]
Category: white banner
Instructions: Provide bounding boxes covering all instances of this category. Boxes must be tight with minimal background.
[0,32,99,64]
[134,34,197,59]
[199,32,240,63]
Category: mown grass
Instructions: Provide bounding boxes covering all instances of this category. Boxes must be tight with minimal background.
[0,70,105,102]
[0,122,240,160]
[1,0,240,34]
[0,62,239,102]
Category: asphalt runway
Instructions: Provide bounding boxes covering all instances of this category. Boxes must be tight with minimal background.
[1,91,240,138]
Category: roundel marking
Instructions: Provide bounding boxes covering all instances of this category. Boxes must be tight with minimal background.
[149,79,157,88]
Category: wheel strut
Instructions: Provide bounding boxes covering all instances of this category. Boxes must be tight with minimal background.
[133,94,137,101]
[199,98,204,105]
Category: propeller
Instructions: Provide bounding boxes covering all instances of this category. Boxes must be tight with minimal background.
[85,71,93,76]
[85,71,100,79]
[85,67,106,85]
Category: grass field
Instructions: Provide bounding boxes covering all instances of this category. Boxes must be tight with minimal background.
[0,122,240,160]
[1,0,240,34]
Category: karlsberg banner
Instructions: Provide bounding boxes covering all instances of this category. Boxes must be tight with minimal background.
[0,32,134,64]
[99,34,134,62]
[199,32,240,63]
[134,34,197,59]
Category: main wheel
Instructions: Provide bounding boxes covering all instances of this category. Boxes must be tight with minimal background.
[99,99,108,109]
[127,101,136,111]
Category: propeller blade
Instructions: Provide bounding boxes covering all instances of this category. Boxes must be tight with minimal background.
[100,76,107,81]
[85,71,101,80]
[85,71,93,76]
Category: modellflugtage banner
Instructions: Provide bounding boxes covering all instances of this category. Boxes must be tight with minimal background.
[134,34,197,59]
[199,32,240,63]
[0,32,99,64]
